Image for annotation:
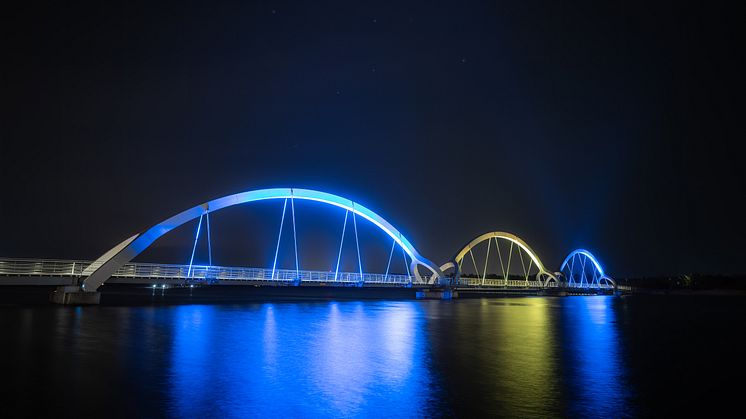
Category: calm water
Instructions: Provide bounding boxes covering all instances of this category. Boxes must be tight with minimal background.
[2,295,744,417]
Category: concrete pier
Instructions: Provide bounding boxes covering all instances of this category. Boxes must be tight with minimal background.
[49,286,101,305]
[416,289,458,300]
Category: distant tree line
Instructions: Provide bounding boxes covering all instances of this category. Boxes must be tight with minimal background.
[617,274,746,290]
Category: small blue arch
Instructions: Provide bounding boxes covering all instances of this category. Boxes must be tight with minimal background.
[560,249,614,287]
[560,249,605,276]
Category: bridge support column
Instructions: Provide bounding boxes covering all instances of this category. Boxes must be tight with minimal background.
[416,288,458,300]
[49,286,101,305]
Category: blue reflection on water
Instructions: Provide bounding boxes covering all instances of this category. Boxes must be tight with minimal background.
[169,301,437,418]
[562,296,632,417]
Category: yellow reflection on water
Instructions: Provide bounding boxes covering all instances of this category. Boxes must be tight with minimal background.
[453,297,560,416]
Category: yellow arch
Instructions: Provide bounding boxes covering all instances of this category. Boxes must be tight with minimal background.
[441,231,555,285]
[452,231,547,272]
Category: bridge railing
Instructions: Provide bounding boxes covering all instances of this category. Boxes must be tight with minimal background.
[113,262,417,284]
[455,278,544,288]
[0,258,91,276]
[0,258,419,285]
[566,282,614,289]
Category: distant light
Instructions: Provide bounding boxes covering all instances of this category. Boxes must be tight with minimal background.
[161,284,166,288]
[190,284,194,288]
[152,284,156,288]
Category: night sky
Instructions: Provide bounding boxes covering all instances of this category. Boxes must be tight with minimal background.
[2,1,743,277]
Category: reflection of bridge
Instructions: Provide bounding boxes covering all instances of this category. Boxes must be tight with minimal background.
[0,187,616,304]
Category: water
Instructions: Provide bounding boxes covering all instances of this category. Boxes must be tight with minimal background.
[2,295,744,417]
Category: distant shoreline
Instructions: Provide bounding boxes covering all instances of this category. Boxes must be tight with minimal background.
[613,274,746,295]
[621,288,746,296]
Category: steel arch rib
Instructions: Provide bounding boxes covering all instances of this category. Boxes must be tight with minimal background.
[560,249,615,286]
[81,188,442,291]
[442,231,548,274]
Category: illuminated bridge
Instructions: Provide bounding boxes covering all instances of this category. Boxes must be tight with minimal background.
[0,187,617,304]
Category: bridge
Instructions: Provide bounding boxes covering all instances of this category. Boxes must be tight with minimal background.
[0,187,617,304]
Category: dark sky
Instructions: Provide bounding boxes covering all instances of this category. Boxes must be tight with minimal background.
[2,1,743,277]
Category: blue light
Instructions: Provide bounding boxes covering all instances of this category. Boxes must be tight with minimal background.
[561,297,630,416]
[168,302,433,417]
[560,249,605,276]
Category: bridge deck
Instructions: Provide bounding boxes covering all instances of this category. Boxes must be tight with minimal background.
[0,258,617,290]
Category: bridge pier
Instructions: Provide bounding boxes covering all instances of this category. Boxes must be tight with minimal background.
[416,288,458,300]
[49,286,101,305]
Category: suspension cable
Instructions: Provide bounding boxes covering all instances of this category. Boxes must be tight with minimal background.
[206,211,212,267]
[187,212,204,278]
[505,241,514,283]
[352,205,363,283]
[482,237,491,285]
[469,249,479,278]
[291,193,299,282]
[518,247,527,281]
[271,199,288,280]
[384,238,395,282]
[494,238,507,281]
[334,210,349,281]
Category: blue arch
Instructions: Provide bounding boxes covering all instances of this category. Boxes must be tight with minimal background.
[561,249,605,276]
[560,249,614,286]
[81,188,442,291]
